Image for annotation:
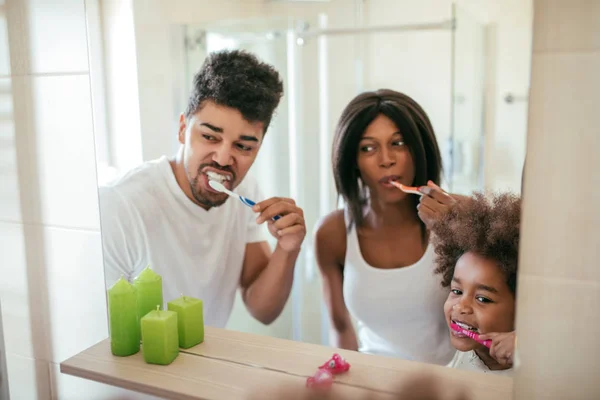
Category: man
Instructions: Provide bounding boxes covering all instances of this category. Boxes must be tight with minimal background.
[100,50,306,327]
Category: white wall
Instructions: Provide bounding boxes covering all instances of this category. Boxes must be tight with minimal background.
[515,1,600,397]
[458,0,533,193]
[486,11,532,193]
[0,298,9,398]
[99,0,144,177]
[363,0,453,146]
[0,0,154,398]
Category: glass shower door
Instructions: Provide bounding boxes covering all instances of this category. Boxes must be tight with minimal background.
[449,4,486,194]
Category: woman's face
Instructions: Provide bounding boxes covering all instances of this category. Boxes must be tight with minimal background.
[356,114,415,203]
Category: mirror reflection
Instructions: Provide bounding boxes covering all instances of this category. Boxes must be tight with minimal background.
[89,0,532,375]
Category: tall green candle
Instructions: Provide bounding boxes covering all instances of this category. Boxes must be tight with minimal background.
[167,295,204,349]
[141,306,179,365]
[107,277,140,356]
[133,265,163,324]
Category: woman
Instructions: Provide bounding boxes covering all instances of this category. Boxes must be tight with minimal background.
[315,89,460,365]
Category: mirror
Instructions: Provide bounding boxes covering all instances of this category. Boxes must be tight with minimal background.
[88,0,532,372]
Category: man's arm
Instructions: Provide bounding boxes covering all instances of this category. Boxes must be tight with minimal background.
[239,241,299,325]
[235,172,307,325]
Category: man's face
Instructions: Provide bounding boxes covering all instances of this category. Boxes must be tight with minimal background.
[178,101,264,208]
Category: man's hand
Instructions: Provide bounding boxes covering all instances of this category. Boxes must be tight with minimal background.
[479,331,516,367]
[253,197,306,253]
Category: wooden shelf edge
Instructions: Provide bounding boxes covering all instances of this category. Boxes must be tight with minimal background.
[58,361,202,400]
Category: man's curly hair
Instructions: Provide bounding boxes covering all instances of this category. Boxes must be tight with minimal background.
[184,50,284,133]
[431,192,521,294]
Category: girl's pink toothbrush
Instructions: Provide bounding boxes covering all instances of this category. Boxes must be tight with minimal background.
[390,181,422,196]
[449,323,492,348]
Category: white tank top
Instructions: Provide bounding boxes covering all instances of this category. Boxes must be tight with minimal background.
[342,210,456,365]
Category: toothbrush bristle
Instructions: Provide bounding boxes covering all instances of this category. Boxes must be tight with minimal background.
[208,179,226,192]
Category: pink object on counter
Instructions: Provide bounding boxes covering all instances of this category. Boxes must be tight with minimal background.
[319,353,351,374]
[306,368,333,389]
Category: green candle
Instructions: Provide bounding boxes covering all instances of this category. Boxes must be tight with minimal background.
[140,306,179,365]
[107,277,140,356]
[167,295,204,349]
[133,265,163,323]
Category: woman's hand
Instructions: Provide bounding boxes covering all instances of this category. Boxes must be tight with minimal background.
[416,181,459,228]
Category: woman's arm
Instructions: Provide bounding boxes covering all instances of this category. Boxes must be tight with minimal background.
[314,210,359,351]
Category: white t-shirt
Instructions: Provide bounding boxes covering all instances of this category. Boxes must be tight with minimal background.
[447,350,514,376]
[99,156,270,328]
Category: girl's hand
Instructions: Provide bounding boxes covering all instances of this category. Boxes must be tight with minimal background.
[479,331,516,367]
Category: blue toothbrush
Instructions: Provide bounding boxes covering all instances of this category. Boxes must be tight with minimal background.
[208,180,280,221]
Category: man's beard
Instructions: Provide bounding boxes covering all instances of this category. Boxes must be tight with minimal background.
[189,174,226,208]
[186,162,235,208]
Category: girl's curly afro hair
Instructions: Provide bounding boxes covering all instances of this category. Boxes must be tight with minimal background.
[431,192,521,294]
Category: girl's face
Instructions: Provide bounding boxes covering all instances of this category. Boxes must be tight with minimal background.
[356,114,415,203]
[443,252,516,352]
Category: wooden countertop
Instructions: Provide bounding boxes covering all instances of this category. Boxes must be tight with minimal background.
[60,326,513,400]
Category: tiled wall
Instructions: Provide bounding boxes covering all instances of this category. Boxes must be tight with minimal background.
[0,0,152,398]
[515,0,600,398]
[0,300,9,399]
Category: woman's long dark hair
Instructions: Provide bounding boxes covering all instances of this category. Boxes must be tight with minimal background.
[332,89,443,230]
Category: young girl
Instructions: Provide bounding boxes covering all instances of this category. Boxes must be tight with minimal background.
[431,192,520,374]
[315,89,463,365]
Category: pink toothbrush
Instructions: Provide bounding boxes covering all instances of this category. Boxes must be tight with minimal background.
[450,323,492,348]
[390,181,423,195]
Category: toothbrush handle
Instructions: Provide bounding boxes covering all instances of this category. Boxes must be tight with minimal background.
[450,323,492,348]
[238,196,256,207]
[239,196,281,221]
[469,332,492,348]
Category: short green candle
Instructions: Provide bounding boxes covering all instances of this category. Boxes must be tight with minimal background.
[140,306,179,365]
[107,277,140,356]
[167,295,204,349]
[133,265,163,323]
